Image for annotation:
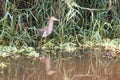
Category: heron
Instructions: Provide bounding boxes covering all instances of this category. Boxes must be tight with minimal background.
[39,16,60,38]
[38,16,60,61]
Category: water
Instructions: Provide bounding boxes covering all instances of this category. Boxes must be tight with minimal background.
[0,56,120,80]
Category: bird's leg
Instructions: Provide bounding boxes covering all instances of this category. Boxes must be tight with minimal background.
[43,37,47,43]
[38,38,43,56]
[34,36,40,52]
[34,37,42,57]
[38,38,47,56]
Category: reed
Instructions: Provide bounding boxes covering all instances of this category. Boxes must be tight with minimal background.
[0,0,119,50]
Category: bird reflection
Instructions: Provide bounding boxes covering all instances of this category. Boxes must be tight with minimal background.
[40,56,56,75]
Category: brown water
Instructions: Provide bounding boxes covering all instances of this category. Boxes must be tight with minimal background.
[0,56,120,80]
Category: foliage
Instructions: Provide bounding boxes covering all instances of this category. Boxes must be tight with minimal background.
[0,46,39,57]
[0,0,120,50]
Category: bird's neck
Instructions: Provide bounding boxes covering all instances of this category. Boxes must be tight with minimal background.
[48,19,54,29]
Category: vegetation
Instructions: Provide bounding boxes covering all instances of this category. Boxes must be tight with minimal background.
[0,0,120,56]
[0,0,120,79]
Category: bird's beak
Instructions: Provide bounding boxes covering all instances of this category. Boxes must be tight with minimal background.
[56,19,60,22]
[54,18,60,22]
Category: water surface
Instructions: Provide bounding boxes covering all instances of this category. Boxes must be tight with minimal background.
[0,56,120,80]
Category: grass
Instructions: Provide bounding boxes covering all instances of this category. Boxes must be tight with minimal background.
[0,0,119,56]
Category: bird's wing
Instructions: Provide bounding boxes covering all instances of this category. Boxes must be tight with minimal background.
[42,31,47,37]
[39,26,47,37]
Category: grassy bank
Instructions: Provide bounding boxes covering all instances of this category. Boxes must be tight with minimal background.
[0,0,120,55]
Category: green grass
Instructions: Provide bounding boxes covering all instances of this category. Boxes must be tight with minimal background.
[0,0,120,51]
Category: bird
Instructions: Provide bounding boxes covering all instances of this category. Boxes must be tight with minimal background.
[39,16,60,38]
[36,16,60,56]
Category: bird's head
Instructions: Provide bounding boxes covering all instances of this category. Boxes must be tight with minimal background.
[50,16,60,21]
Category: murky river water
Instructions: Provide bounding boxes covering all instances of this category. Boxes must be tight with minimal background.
[0,56,120,80]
